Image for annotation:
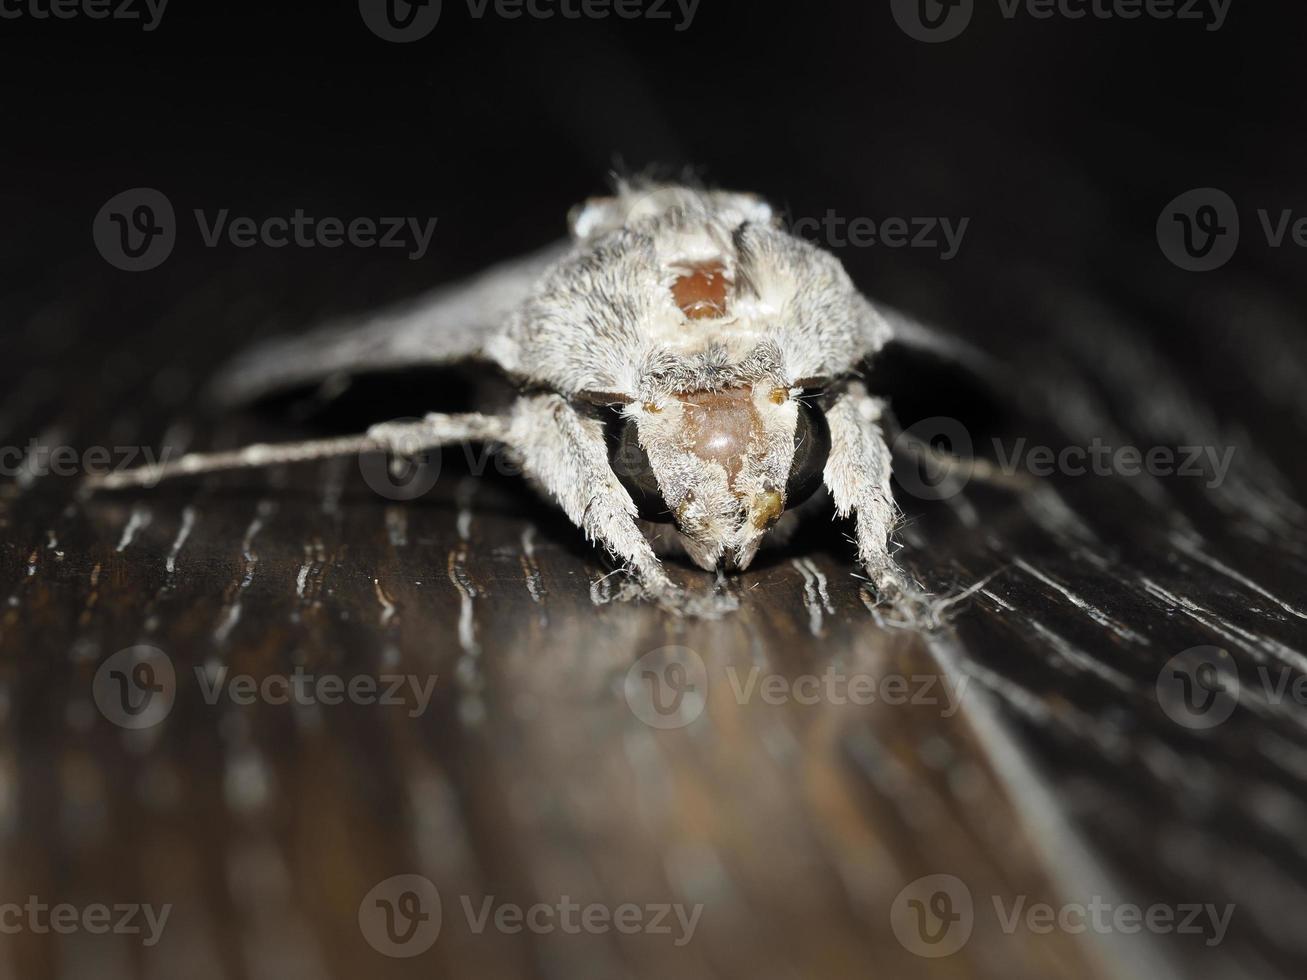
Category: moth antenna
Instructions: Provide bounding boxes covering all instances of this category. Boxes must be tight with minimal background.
[83,435,388,491]
[84,412,511,491]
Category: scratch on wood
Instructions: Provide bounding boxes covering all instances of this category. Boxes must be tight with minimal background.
[115,505,152,552]
[447,548,479,656]
[792,557,833,636]
[295,552,313,599]
[447,481,486,724]
[78,562,102,627]
[165,506,195,577]
[1013,557,1149,646]
[1141,577,1307,672]
[1026,618,1134,690]
[374,578,397,627]
[215,503,273,646]
[519,525,546,607]
[981,587,1014,612]
[1172,532,1307,624]
[294,539,327,613]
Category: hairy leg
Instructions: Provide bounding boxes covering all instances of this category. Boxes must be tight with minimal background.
[823,384,908,598]
[506,394,733,616]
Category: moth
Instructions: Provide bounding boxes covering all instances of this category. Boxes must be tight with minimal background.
[92,182,996,617]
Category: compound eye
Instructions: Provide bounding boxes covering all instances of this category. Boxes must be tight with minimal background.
[785,402,830,507]
[606,415,672,523]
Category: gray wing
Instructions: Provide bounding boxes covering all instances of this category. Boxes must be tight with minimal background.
[877,305,1003,381]
[207,240,571,409]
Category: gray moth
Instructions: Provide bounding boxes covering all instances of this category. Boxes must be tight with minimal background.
[93,181,997,618]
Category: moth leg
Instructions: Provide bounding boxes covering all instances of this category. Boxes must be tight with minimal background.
[823,385,901,588]
[823,384,938,625]
[888,424,1037,493]
[506,393,732,618]
[84,413,508,490]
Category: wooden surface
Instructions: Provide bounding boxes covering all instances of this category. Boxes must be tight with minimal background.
[0,208,1304,980]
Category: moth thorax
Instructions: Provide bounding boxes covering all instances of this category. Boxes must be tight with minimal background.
[671,261,730,320]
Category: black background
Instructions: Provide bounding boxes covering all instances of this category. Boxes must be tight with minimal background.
[4,0,1305,377]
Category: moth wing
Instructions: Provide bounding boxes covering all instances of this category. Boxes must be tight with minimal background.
[207,241,570,409]
[875,305,1001,381]
[865,304,1013,434]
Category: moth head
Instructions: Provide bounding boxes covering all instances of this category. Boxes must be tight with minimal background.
[604,384,829,571]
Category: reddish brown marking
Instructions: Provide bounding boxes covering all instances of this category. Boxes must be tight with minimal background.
[671,261,729,320]
[679,387,760,489]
